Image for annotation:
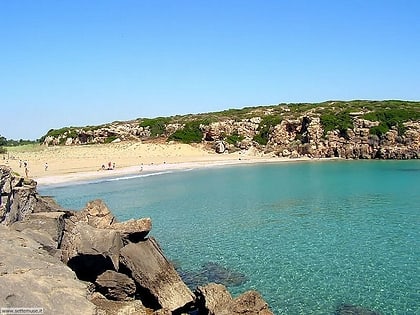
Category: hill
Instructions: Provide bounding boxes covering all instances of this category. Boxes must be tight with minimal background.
[41,100,420,160]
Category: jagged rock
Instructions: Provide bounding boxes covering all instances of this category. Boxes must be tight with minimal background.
[11,211,66,242]
[120,238,195,312]
[0,225,96,315]
[76,199,116,228]
[334,304,381,315]
[10,211,66,256]
[195,283,233,315]
[229,290,273,315]
[195,283,273,315]
[95,270,136,301]
[90,292,150,315]
[61,221,123,279]
[109,218,152,243]
[1,166,65,225]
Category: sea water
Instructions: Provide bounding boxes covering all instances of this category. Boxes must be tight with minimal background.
[39,160,420,314]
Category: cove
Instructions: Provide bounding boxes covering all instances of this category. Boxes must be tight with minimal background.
[40,160,420,314]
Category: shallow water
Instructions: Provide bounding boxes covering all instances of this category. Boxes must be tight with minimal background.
[40,160,420,314]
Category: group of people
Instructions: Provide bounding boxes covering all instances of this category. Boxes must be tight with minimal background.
[100,161,116,170]
[18,159,49,178]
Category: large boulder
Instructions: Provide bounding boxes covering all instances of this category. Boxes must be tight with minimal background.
[195,283,233,315]
[196,283,273,315]
[75,199,116,228]
[11,211,66,242]
[229,290,273,315]
[109,218,152,243]
[120,238,195,312]
[0,225,96,315]
[95,270,136,301]
[61,221,123,280]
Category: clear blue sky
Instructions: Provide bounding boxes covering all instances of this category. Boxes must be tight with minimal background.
[1,0,419,140]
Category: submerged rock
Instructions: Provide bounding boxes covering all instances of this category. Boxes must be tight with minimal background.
[179,261,248,289]
[335,304,382,315]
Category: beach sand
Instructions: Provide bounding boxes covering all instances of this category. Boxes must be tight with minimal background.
[3,141,301,186]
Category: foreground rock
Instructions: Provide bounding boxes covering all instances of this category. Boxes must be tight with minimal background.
[196,283,273,315]
[0,225,96,315]
[95,270,137,301]
[120,238,196,311]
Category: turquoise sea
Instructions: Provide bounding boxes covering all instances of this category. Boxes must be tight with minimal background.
[39,160,420,314]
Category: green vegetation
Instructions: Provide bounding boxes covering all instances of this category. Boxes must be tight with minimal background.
[139,117,171,137]
[0,134,40,154]
[36,100,420,145]
[225,132,244,145]
[104,135,118,144]
[253,115,282,145]
[320,111,353,137]
[167,120,207,144]
[40,127,79,144]
[363,108,420,136]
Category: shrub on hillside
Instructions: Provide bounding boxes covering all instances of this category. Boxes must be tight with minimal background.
[168,121,205,144]
[253,115,282,145]
[363,109,420,136]
[320,111,353,138]
[139,117,171,137]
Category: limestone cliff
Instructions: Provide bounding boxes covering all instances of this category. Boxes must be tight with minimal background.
[41,100,420,160]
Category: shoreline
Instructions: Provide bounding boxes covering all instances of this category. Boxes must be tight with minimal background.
[3,141,339,188]
[35,156,316,187]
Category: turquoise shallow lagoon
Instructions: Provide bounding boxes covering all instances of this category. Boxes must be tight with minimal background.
[40,160,420,314]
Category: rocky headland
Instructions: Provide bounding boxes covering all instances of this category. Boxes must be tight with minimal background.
[0,165,274,315]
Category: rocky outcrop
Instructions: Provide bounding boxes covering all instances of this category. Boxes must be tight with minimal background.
[95,270,137,301]
[120,239,196,312]
[196,283,273,315]
[0,166,64,225]
[0,165,274,314]
[0,225,97,315]
[41,103,420,161]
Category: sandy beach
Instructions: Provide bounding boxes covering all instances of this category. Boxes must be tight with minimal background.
[3,141,303,186]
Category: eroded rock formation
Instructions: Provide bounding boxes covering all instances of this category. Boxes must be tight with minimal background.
[42,107,420,161]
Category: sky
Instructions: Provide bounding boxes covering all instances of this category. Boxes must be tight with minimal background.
[1,0,420,140]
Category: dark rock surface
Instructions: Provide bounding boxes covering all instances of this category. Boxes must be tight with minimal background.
[335,304,382,315]
[179,261,248,289]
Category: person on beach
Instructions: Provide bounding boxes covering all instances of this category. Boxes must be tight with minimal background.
[24,167,29,178]
[44,162,48,171]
